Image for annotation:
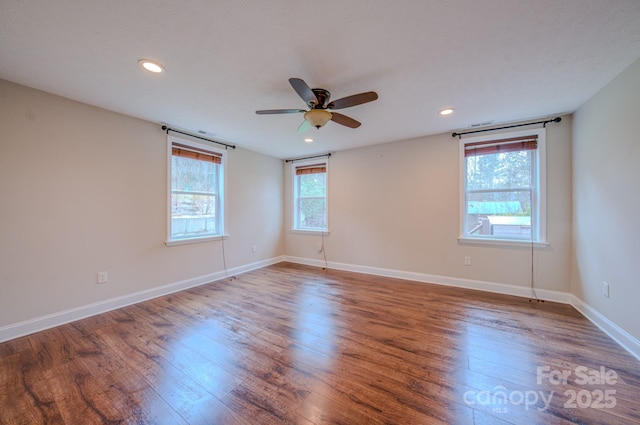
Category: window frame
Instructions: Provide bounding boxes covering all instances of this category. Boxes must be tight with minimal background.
[166,135,226,246]
[292,158,329,234]
[459,128,547,247]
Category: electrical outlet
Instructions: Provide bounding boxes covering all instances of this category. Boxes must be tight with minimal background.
[602,282,610,298]
[464,256,472,266]
[251,245,257,253]
[97,271,108,284]
[317,244,323,252]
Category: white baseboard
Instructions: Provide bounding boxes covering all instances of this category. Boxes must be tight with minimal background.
[4,254,639,363]
[283,256,571,303]
[0,256,284,343]
[569,295,640,361]
[284,256,640,361]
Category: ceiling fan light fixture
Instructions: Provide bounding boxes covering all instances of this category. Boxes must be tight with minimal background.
[139,59,164,73]
[304,109,332,128]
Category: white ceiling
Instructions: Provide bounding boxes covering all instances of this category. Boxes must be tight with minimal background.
[1,1,639,159]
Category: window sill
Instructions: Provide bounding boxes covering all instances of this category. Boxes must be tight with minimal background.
[458,237,548,248]
[166,234,229,247]
[290,229,330,236]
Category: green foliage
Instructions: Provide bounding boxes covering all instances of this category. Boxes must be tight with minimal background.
[297,173,327,229]
[171,156,220,218]
[466,151,532,191]
[299,173,326,197]
[172,156,219,193]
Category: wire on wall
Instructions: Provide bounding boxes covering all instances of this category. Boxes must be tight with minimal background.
[321,231,328,271]
[220,236,236,281]
[528,188,543,303]
[529,239,541,302]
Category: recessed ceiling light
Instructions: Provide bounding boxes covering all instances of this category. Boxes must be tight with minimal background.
[439,108,455,116]
[304,138,314,143]
[139,59,164,73]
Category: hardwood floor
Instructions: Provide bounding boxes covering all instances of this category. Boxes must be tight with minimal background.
[1,262,639,424]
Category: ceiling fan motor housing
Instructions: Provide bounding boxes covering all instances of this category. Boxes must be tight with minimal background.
[310,88,331,109]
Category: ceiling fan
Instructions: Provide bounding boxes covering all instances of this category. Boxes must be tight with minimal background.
[256,78,378,133]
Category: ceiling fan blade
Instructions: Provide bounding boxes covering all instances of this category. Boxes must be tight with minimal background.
[297,120,312,133]
[328,91,378,110]
[330,112,361,128]
[256,109,305,115]
[289,78,319,107]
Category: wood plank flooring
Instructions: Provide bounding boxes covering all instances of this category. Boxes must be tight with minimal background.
[1,262,639,424]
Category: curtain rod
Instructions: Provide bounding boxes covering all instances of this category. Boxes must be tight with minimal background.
[162,125,236,150]
[285,153,332,163]
[451,117,561,139]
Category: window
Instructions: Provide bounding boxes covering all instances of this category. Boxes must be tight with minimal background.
[167,136,224,244]
[293,160,328,232]
[460,128,546,244]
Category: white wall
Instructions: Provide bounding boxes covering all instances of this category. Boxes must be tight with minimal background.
[5,59,638,352]
[572,58,640,342]
[0,80,283,329]
[285,116,573,293]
